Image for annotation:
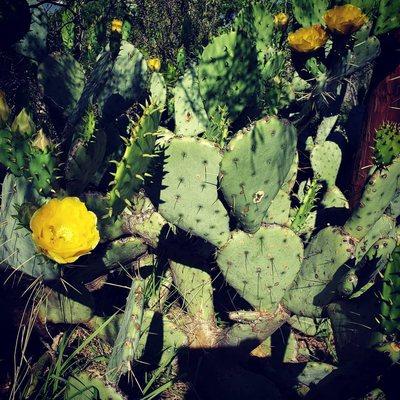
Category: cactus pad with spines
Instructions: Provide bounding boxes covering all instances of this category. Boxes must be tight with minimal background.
[38,288,94,324]
[108,102,161,216]
[96,41,148,118]
[149,71,167,109]
[380,246,400,335]
[170,261,215,323]
[220,117,297,233]
[291,0,329,26]
[291,179,321,235]
[103,236,148,269]
[158,136,230,247]
[310,141,342,187]
[374,0,400,35]
[355,214,396,262]
[38,53,85,117]
[374,122,400,167]
[66,105,106,194]
[263,189,291,226]
[283,227,355,317]
[281,151,299,194]
[28,143,57,195]
[174,67,209,137]
[66,372,126,400]
[106,277,145,383]
[0,174,59,280]
[344,156,400,240]
[217,225,303,311]
[198,30,258,121]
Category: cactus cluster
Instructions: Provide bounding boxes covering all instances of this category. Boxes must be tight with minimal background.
[1,1,400,398]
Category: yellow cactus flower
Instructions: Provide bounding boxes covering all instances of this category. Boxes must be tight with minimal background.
[274,12,289,28]
[324,4,367,35]
[30,197,100,264]
[288,25,328,53]
[147,57,161,72]
[111,19,123,33]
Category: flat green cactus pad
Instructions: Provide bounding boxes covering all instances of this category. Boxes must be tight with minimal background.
[220,117,297,233]
[345,156,400,240]
[217,225,303,311]
[158,136,230,247]
[283,226,355,317]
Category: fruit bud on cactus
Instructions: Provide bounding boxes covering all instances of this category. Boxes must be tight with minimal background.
[31,128,51,150]
[30,197,100,264]
[111,18,123,33]
[0,90,10,125]
[323,4,367,35]
[147,57,161,72]
[11,108,35,136]
[274,12,288,28]
[288,25,328,53]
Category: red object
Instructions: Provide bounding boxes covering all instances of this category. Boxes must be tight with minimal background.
[349,37,400,208]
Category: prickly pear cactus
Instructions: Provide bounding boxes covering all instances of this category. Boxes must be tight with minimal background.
[66,107,106,194]
[310,141,342,188]
[374,0,400,35]
[38,53,85,117]
[198,29,258,121]
[158,136,230,247]
[291,0,329,26]
[170,261,215,323]
[220,117,297,233]
[174,67,209,137]
[66,371,126,400]
[106,278,145,383]
[0,174,59,280]
[217,225,303,311]
[108,102,161,216]
[283,227,355,317]
[345,156,400,240]
[374,122,400,167]
[380,246,400,336]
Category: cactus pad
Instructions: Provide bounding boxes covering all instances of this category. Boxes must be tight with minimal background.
[108,102,161,216]
[310,141,342,187]
[221,118,297,233]
[106,278,145,383]
[374,0,400,35]
[38,53,85,117]
[263,189,291,225]
[380,246,400,335]
[345,156,400,240]
[174,67,209,137]
[198,30,258,121]
[283,227,355,317]
[291,0,329,26]
[170,261,215,322]
[217,225,303,311]
[374,122,400,166]
[0,174,59,280]
[158,136,230,247]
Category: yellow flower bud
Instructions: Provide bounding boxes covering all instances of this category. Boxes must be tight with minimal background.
[288,24,328,53]
[274,12,288,28]
[0,90,10,124]
[11,108,35,136]
[111,19,123,33]
[32,129,51,151]
[147,57,161,72]
[324,4,367,35]
[30,197,100,264]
